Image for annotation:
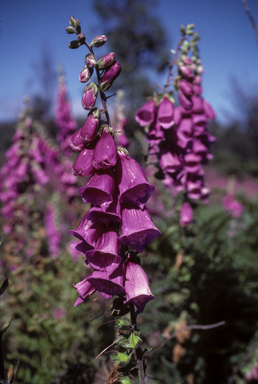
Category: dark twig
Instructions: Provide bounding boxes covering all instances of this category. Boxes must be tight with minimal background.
[242,0,258,50]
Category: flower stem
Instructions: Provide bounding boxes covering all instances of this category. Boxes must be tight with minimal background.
[129,304,145,384]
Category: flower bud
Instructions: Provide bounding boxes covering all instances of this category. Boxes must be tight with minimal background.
[85,53,97,68]
[82,82,98,110]
[90,34,107,47]
[77,33,86,44]
[99,61,121,92]
[81,109,100,143]
[65,26,75,34]
[69,40,81,49]
[69,16,76,26]
[98,52,116,70]
[79,65,93,83]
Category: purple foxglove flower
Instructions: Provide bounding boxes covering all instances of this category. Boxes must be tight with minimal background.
[192,113,207,127]
[86,226,121,272]
[186,173,204,199]
[80,111,99,143]
[79,168,115,206]
[135,99,156,127]
[100,61,121,92]
[192,139,209,158]
[157,96,174,129]
[124,258,156,313]
[203,100,216,120]
[72,141,96,177]
[193,84,203,95]
[178,90,193,110]
[119,204,161,253]
[147,121,165,144]
[115,151,155,209]
[98,52,116,70]
[177,118,193,149]
[68,216,103,248]
[179,202,193,226]
[191,95,203,114]
[86,190,121,225]
[87,263,125,296]
[79,65,93,83]
[70,128,85,151]
[73,278,96,307]
[93,127,118,169]
[179,65,194,80]
[184,153,202,174]
[159,144,182,174]
[178,79,193,97]
[81,82,98,110]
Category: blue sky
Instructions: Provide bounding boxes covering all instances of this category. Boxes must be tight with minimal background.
[0,0,258,124]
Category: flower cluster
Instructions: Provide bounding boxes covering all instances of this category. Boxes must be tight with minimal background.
[0,104,50,257]
[135,25,216,225]
[66,18,160,313]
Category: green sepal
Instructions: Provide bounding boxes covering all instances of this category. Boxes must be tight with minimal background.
[0,317,13,336]
[180,25,186,35]
[111,352,132,367]
[116,317,131,330]
[129,333,143,349]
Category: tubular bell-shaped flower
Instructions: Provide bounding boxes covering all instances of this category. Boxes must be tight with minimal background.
[93,127,118,169]
[115,150,155,209]
[124,256,156,313]
[79,168,115,206]
[119,205,161,253]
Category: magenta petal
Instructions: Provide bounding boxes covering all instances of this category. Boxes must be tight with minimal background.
[147,121,165,143]
[179,79,193,97]
[68,215,103,248]
[191,96,203,113]
[178,90,193,110]
[70,128,85,152]
[124,259,155,313]
[157,96,174,129]
[79,168,115,206]
[88,264,125,296]
[184,153,202,173]
[116,152,155,209]
[203,100,216,120]
[93,128,118,169]
[73,277,96,307]
[86,190,121,225]
[72,142,95,177]
[119,205,161,253]
[81,114,99,143]
[179,202,193,226]
[86,234,121,272]
[159,144,182,174]
[135,99,156,127]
